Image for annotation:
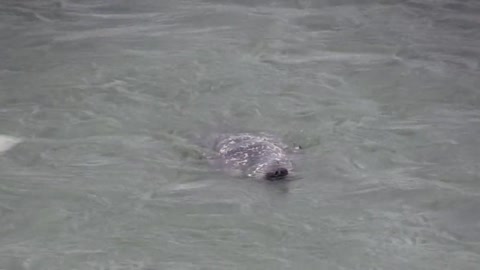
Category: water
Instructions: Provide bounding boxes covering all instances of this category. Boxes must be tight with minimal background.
[1,0,480,269]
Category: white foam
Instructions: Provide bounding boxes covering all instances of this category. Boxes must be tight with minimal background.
[0,135,22,154]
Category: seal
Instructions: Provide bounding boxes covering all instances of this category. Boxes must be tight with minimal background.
[208,133,295,180]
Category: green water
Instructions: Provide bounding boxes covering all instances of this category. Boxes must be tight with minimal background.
[1,0,480,269]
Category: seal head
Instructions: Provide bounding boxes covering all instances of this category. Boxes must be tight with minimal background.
[211,133,294,180]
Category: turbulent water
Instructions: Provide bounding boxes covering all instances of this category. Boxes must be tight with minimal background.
[1,0,480,269]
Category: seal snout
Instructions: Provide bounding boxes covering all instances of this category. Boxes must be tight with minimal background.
[265,167,289,180]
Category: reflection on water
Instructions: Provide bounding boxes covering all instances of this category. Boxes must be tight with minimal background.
[1,0,480,269]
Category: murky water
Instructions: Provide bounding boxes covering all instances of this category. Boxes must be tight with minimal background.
[1,0,480,269]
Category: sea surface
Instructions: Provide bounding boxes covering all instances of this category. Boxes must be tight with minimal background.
[1,0,480,269]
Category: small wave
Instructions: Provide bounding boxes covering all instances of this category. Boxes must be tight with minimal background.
[0,135,22,154]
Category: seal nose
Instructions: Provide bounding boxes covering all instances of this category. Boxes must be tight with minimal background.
[266,167,289,180]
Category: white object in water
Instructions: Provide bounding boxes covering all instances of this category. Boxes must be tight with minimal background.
[0,135,22,154]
